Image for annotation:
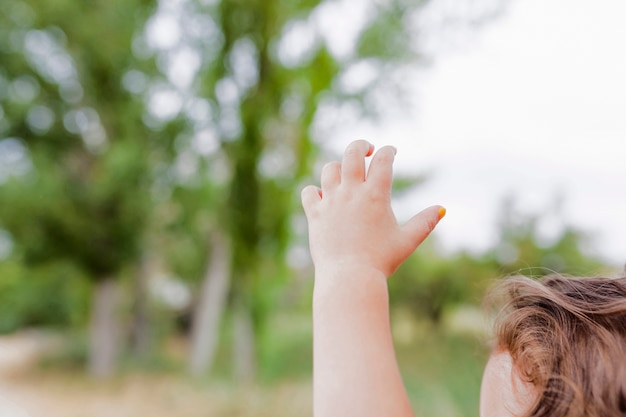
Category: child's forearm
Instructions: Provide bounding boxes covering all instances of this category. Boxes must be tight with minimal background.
[313,265,414,417]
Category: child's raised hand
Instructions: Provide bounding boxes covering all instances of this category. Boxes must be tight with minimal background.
[301,140,445,278]
[304,140,441,416]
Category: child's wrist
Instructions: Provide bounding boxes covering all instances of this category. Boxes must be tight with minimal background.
[313,263,388,298]
[314,262,388,282]
[313,263,389,321]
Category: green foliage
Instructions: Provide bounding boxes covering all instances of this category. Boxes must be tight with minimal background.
[390,244,491,323]
[389,197,606,326]
[489,197,605,277]
[0,0,162,279]
[0,258,89,333]
[357,1,415,61]
[392,174,429,196]
[162,184,217,282]
[399,330,487,417]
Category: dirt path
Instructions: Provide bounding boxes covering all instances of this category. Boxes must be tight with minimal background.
[0,332,312,417]
[0,332,45,417]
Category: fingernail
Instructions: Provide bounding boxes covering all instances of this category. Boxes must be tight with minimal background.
[391,146,397,155]
[438,207,447,220]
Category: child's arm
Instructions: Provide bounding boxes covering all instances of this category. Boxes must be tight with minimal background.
[301,140,445,417]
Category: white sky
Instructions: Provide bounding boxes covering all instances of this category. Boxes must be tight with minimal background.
[329,0,626,266]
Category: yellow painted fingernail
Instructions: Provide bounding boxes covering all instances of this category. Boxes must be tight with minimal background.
[438,207,447,220]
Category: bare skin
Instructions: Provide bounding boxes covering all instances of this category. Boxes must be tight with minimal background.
[480,351,537,417]
[302,140,536,417]
[301,140,444,417]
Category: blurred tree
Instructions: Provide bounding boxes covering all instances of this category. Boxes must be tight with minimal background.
[0,0,177,377]
[390,197,606,326]
[174,0,510,380]
[391,243,495,324]
[0,257,90,334]
[489,196,604,276]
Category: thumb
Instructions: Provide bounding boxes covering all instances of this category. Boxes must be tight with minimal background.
[401,205,446,249]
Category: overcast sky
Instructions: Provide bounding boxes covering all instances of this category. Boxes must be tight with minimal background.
[329,0,626,266]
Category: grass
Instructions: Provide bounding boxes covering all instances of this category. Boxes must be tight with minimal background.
[399,331,488,417]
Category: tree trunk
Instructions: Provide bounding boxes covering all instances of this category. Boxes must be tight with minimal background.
[233,299,256,382]
[188,231,232,376]
[88,277,120,378]
[130,254,153,359]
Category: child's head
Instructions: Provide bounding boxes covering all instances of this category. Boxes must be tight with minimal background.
[481,274,626,417]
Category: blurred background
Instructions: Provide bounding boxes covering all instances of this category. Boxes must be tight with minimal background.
[0,0,623,416]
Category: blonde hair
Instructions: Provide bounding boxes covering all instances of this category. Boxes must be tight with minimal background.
[493,274,626,417]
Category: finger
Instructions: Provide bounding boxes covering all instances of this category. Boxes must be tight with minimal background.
[401,205,446,249]
[341,140,374,184]
[301,185,322,217]
[320,161,341,191]
[366,145,396,191]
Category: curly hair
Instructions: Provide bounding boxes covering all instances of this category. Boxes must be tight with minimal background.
[493,274,626,417]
